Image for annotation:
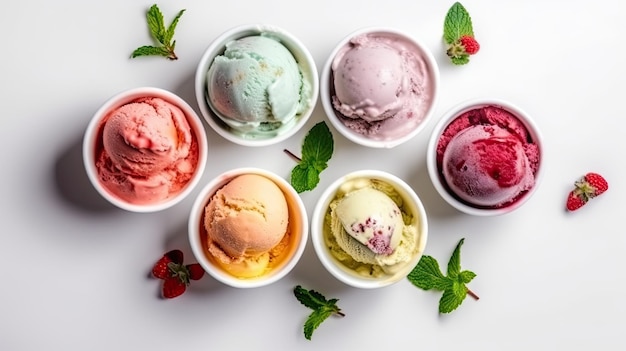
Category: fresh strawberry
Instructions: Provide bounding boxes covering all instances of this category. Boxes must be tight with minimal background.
[162,277,187,299]
[151,249,204,299]
[566,172,609,211]
[151,249,184,279]
[566,192,586,211]
[459,35,480,55]
[187,263,205,281]
[582,173,609,196]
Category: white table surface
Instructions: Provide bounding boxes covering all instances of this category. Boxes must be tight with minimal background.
[2,1,624,350]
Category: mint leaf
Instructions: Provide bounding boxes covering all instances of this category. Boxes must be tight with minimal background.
[290,163,320,193]
[147,4,166,44]
[303,308,334,340]
[302,121,333,163]
[447,237,464,279]
[131,4,185,60]
[406,255,450,291]
[450,54,470,65]
[439,285,466,313]
[458,270,476,284]
[294,285,330,310]
[443,2,474,44]
[294,285,344,340]
[164,9,186,45]
[407,238,478,314]
[286,121,334,193]
[131,45,170,58]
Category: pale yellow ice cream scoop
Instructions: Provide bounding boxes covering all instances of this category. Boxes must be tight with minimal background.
[327,178,420,276]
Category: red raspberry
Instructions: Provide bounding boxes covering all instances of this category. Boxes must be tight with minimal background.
[459,35,480,55]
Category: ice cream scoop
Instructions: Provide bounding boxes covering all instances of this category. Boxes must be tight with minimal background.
[320,174,426,279]
[442,124,535,207]
[206,34,311,135]
[334,187,403,255]
[321,28,438,148]
[332,39,408,123]
[189,168,308,288]
[311,171,428,288]
[94,95,199,206]
[427,99,543,215]
[196,25,319,147]
[203,173,290,278]
[102,97,192,175]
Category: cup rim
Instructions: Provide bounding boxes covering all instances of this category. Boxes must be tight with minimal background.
[82,86,208,213]
[320,26,440,149]
[194,23,319,147]
[188,167,309,288]
[426,97,544,216]
[311,169,428,289]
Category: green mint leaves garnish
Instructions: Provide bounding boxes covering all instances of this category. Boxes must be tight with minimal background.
[293,285,344,340]
[407,238,479,313]
[285,121,334,193]
[131,4,185,60]
[444,2,478,65]
[444,2,474,44]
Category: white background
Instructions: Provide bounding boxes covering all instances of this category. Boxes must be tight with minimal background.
[2,1,625,350]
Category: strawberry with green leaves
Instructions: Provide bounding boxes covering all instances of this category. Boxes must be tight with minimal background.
[444,2,480,65]
[566,172,609,211]
[152,249,205,299]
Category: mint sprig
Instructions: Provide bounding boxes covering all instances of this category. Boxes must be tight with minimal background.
[131,4,185,60]
[293,285,344,340]
[284,121,334,193]
[407,238,479,313]
[443,2,477,65]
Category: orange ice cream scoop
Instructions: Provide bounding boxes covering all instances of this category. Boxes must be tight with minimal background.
[204,174,290,278]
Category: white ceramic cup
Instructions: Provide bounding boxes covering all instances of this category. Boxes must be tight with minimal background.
[188,167,308,288]
[426,98,544,216]
[195,24,319,147]
[82,87,208,213]
[320,27,439,148]
[311,170,428,289]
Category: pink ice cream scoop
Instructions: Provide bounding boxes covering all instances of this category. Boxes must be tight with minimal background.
[437,105,540,208]
[330,32,434,140]
[442,125,535,207]
[96,97,198,204]
[333,39,406,122]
